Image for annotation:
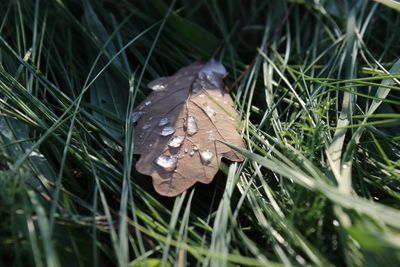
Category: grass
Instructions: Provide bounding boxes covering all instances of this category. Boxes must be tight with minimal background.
[1,0,400,266]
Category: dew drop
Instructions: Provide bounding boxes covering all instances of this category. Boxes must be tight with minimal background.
[132,112,145,123]
[155,155,177,172]
[204,105,216,119]
[160,126,175,136]
[153,84,165,91]
[142,123,152,131]
[186,116,198,136]
[168,136,184,148]
[189,151,195,156]
[148,80,167,91]
[184,149,188,153]
[193,145,199,151]
[158,117,169,126]
[200,150,214,165]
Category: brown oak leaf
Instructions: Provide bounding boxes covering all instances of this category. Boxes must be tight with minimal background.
[133,59,245,196]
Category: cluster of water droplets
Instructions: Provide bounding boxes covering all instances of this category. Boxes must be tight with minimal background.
[154,111,217,171]
[180,145,215,164]
[147,60,227,172]
[155,114,180,170]
[187,145,198,157]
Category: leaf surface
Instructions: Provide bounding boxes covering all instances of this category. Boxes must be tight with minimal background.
[133,59,245,196]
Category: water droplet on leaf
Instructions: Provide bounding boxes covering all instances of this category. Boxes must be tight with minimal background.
[132,112,145,123]
[158,117,169,126]
[142,123,152,131]
[155,155,177,172]
[200,150,214,165]
[186,116,198,135]
[168,136,184,148]
[160,126,175,136]
[148,80,166,91]
[153,84,165,91]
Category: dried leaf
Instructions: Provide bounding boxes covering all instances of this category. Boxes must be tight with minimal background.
[133,59,245,196]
